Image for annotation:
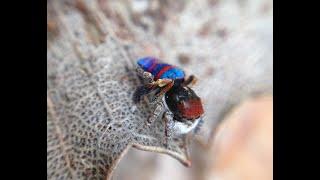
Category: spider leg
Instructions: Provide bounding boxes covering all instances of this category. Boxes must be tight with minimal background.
[136,66,154,83]
[134,67,174,103]
[182,75,197,87]
[151,79,174,102]
[146,101,165,126]
[163,111,174,146]
[133,78,171,103]
[133,84,157,103]
[136,66,146,77]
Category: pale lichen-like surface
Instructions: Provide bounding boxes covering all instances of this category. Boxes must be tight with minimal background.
[47,0,272,179]
[47,1,190,179]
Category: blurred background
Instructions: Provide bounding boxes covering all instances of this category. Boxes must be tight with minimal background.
[48,0,273,179]
[113,95,272,180]
[107,0,273,179]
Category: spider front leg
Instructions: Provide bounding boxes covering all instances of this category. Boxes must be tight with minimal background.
[133,83,157,103]
[136,67,154,84]
[150,79,174,102]
[133,67,156,103]
[182,75,197,87]
[133,79,173,103]
[163,111,174,146]
[134,67,174,103]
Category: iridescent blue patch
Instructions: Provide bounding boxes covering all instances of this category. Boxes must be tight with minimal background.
[137,57,185,80]
[137,57,156,71]
[161,68,185,79]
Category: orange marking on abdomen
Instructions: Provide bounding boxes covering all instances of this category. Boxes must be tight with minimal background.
[177,99,204,120]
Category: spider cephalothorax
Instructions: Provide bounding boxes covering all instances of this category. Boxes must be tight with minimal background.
[133,57,204,144]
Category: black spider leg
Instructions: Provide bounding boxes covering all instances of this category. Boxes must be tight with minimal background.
[182,75,196,86]
[149,81,173,103]
[133,85,152,103]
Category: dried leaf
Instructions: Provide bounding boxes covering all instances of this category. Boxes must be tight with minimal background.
[47,54,190,179]
[47,2,191,180]
[47,0,272,179]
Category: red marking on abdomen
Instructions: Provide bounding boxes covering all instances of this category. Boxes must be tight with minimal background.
[155,65,173,79]
[177,99,204,120]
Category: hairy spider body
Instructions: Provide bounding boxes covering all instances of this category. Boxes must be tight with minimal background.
[133,57,204,144]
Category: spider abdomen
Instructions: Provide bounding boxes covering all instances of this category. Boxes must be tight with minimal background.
[165,86,204,121]
[177,99,204,120]
[137,57,185,80]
